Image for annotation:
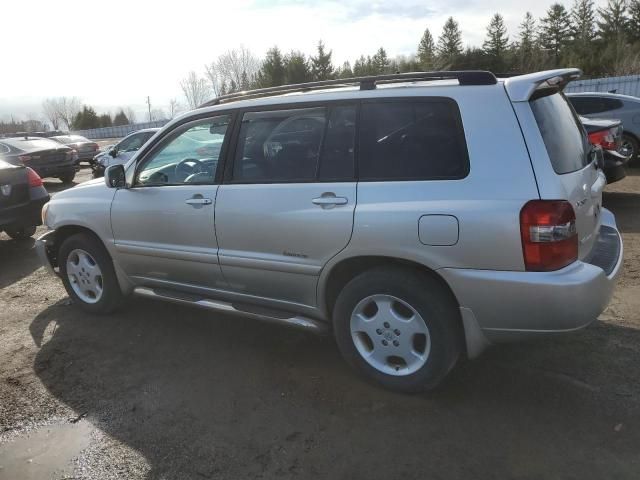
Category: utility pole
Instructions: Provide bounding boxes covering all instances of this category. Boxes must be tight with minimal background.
[146,96,152,122]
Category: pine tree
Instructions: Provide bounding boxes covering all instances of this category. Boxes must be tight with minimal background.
[483,13,509,71]
[437,17,463,67]
[417,28,436,69]
[113,110,129,126]
[629,0,640,43]
[310,41,335,81]
[597,0,629,40]
[284,51,311,84]
[568,0,597,73]
[540,3,572,66]
[597,0,630,73]
[338,61,353,78]
[517,11,538,71]
[571,0,596,44]
[371,47,389,73]
[257,46,286,87]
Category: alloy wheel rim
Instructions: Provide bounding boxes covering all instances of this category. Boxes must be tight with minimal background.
[66,249,103,304]
[619,140,635,158]
[350,294,431,376]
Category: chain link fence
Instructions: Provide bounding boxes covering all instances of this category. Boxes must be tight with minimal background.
[72,119,169,140]
[565,74,640,98]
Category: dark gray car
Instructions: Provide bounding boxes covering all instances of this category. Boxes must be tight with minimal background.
[567,92,640,161]
[0,136,77,183]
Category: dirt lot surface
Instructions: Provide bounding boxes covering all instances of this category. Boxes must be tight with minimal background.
[1,166,639,479]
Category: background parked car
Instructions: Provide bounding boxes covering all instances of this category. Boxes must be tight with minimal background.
[580,115,628,183]
[0,136,77,183]
[0,159,49,239]
[92,128,159,177]
[567,92,640,162]
[50,135,99,165]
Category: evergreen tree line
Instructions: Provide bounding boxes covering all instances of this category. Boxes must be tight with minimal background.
[184,0,640,104]
[71,107,133,130]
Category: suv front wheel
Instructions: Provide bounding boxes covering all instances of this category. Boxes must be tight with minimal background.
[58,233,123,314]
[333,267,461,392]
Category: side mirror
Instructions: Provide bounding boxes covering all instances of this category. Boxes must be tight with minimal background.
[104,164,126,188]
[109,147,118,158]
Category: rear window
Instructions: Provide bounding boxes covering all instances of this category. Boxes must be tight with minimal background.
[358,100,469,181]
[531,93,589,174]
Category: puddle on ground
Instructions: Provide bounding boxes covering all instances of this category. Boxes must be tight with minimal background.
[0,420,92,480]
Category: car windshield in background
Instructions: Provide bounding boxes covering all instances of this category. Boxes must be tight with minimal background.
[530,92,589,174]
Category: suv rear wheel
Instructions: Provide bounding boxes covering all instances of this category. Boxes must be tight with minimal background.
[620,133,639,164]
[58,233,123,314]
[333,267,461,392]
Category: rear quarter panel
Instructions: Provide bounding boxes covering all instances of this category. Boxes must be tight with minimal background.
[322,85,539,280]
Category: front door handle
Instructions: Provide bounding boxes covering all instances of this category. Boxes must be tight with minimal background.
[312,195,348,207]
[185,197,213,206]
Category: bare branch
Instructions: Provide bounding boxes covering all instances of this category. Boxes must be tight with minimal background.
[180,71,211,109]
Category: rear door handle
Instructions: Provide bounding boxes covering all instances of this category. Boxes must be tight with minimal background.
[185,198,213,206]
[312,196,348,206]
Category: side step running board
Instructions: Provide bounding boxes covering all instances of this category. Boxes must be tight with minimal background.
[133,286,329,335]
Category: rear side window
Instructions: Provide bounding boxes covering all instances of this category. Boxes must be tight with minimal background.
[569,96,603,115]
[358,100,469,181]
[602,98,624,111]
[531,93,589,174]
[232,107,326,182]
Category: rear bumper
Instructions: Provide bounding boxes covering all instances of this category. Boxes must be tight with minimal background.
[441,208,623,355]
[603,150,628,184]
[31,162,76,179]
[0,193,49,230]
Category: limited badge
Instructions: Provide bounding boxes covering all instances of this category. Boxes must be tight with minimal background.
[1,184,11,196]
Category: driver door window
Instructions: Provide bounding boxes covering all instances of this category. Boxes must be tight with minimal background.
[136,115,231,186]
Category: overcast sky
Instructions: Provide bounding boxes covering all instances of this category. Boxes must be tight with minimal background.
[0,0,608,122]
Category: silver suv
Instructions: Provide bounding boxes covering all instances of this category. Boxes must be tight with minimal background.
[37,69,623,392]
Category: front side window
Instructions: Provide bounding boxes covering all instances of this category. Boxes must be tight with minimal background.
[531,92,589,174]
[233,107,326,183]
[136,116,230,186]
[358,100,469,181]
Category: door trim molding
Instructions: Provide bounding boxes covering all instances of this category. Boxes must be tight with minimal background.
[114,242,219,264]
[219,251,321,275]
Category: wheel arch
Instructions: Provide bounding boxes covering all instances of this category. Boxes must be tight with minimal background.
[50,224,133,294]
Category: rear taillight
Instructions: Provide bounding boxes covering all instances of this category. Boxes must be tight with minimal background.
[26,167,43,187]
[520,200,578,271]
[93,143,99,151]
[66,150,76,159]
[588,129,617,151]
[18,154,31,164]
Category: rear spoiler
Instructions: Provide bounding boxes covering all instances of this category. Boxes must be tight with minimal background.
[503,69,582,102]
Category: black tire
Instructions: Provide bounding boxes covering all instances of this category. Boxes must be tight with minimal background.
[58,233,123,314]
[621,133,639,165]
[59,171,76,184]
[333,267,462,393]
[5,225,37,240]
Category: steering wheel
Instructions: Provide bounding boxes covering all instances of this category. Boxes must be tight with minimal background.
[175,158,204,180]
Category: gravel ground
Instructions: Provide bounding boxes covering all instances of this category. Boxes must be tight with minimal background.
[1,166,639,479]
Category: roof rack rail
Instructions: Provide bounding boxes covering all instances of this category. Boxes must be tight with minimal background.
[199,70,497,108]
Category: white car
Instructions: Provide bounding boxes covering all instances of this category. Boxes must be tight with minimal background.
[92,128,159,177]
